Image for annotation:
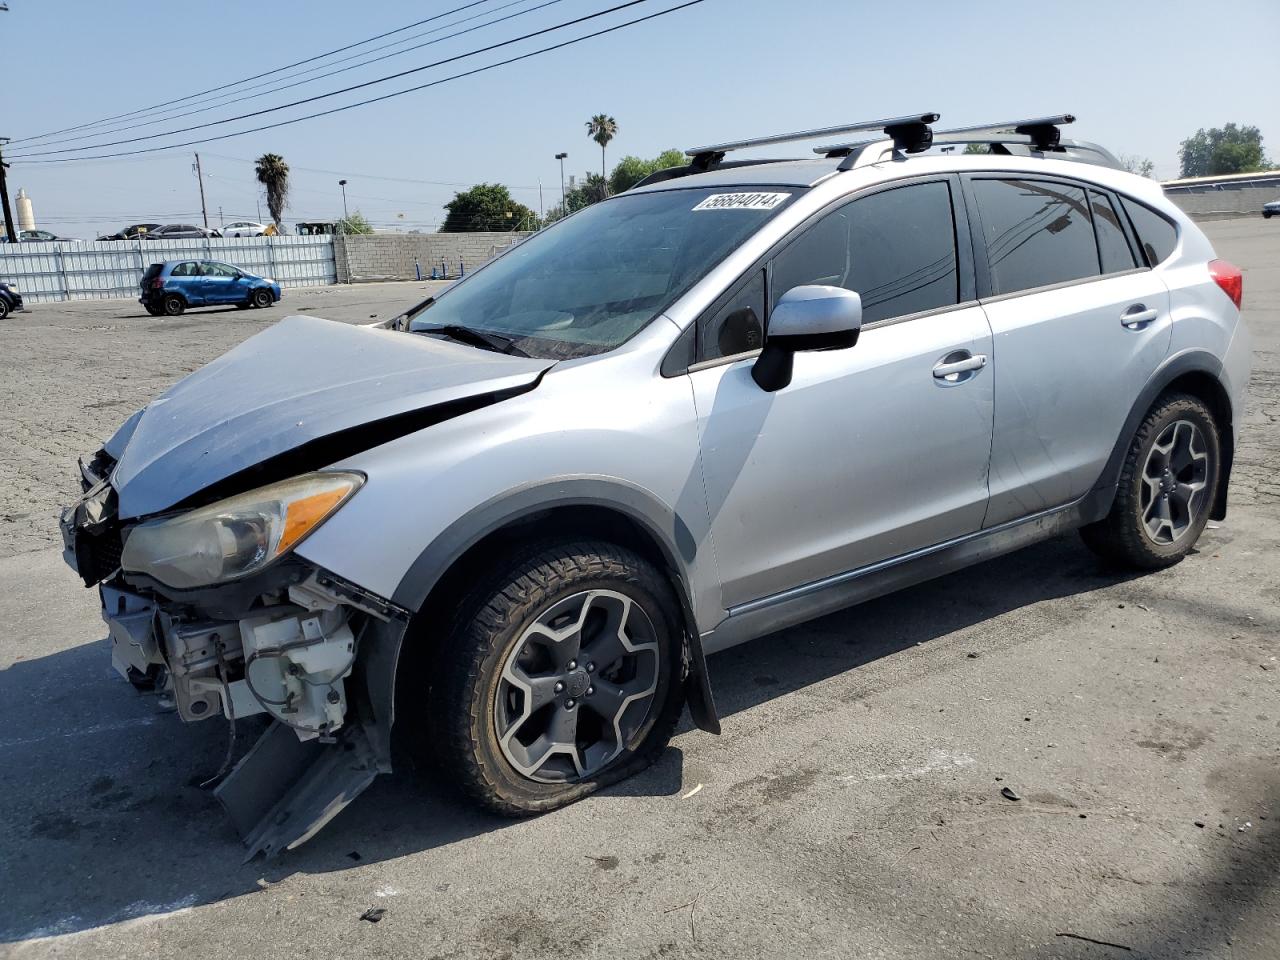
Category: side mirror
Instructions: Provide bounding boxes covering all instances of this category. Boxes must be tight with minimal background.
[752,285,862,391]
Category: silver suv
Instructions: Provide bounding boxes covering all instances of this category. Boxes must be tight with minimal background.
[61,114,1251,856]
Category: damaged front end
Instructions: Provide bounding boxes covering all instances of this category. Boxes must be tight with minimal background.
[62,450,409,859]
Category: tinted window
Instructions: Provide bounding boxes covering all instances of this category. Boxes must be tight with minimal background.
[1118,196,1178,266]
[203,262,237,277]
[170,262,197,277]
[700,270,764,361]
[972,179,1098,295]
[1090,190,1137,273]
[771,181,959,323]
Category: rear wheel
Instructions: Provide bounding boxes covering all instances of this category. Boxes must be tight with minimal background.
[1080,393,1221,569]
[428,541,683,816]
[251,288,273,309]
[161,295,185,316]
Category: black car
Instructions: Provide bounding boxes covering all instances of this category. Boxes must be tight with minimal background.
[0,281,25,319]
[145,223,221,239]
[97,223,162,241]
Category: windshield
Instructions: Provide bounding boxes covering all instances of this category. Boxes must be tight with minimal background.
[410,187,797,359]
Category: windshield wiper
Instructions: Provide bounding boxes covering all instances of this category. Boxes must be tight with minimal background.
[414,324,529,357]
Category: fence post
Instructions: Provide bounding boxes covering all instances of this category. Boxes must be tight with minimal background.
[55,244,71,301]
[268,236,277,281]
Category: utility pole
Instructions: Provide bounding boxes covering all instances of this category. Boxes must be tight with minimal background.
[338,179,349,221]
[193,153,209,229]
[0,138,16,243]
[555,152,567,213]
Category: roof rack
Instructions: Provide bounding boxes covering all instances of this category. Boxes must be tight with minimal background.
[813,114,1119,170]
[685,112,940,169]
[633,112,1117,189]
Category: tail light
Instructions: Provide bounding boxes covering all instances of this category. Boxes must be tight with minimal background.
[151,278,164,289]
[1208,259,1243,310]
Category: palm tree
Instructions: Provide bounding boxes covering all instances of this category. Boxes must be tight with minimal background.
[254,153,291,228]
[585,114,618,182]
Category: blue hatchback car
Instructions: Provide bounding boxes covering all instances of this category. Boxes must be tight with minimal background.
[140,259,282,316]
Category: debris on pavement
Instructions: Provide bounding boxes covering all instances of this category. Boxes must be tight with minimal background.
[681,783,704,800]
[360,907,386,924]
[1000,787,1021,801]
[1055,932,1131,951]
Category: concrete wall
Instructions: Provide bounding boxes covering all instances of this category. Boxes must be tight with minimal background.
[334,231,535,282]
[1164,184,1278,219]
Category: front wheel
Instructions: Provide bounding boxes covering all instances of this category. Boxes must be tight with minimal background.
[428,541,684,816]
[0,299,9,320]
[1080,393,1222,569]
[250,288,273,309]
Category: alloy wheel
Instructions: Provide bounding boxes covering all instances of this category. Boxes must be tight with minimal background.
[1139,419,1209,544]
[494,589,660,783]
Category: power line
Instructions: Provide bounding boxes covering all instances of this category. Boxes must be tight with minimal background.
[7,0,501,145]
[10,0,708,164]
[18,0,567,152]
[10,0,654,159]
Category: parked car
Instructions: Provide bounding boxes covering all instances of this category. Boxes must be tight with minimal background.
[97,223,161,241]
[145,223,221,239]
[2,229,81,242]
[1264,199,1279,219]
[138,259,281,315]
[0,281,24,319]
[61,113,1250,857]
[221,220,269,238]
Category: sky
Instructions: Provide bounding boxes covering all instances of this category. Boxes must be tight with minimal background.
[3,0,1278,239]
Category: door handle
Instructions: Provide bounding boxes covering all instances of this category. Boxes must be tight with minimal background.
[933,353,988,380]
[1121,304,1158,328]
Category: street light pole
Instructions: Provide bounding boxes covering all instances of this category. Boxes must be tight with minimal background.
[338,179,349,221]
[555,152,567,213]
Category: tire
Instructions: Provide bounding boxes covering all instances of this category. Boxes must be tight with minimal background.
[0,299,9,320]
[144,304,162,317]
[251,288,273,309]
[161,295,185,317]
[1265,211,1273,219]
[428,540,684,816]
[1080,392,1222,569]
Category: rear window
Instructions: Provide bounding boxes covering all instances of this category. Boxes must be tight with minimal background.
[141,264,162,282]
[1118,196,1178,266]
[972,178,1098,296]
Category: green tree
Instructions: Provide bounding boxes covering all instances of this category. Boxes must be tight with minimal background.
[440,183,537,232]
[608,148,686,193]
[586,114,618,181]
[1179,124,1267,177]
[963,143,989,155]
[1118,154,1155,178]
[336,210,374,235]
[254,153,290,228]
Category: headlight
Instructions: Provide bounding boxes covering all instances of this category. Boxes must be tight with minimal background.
[120,472,363,589]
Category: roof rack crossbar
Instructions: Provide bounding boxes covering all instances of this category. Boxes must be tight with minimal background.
[685,113,940,166]
[935,114,1076,151]
[817,113,1077,159]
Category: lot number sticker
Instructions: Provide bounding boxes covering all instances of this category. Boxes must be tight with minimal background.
[692,192,790,211]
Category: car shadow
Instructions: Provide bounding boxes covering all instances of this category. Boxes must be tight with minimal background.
[0,532,1141,944]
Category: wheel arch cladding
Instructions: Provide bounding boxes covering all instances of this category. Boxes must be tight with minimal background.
[391,478,720,734]
[1089,350,1235,522]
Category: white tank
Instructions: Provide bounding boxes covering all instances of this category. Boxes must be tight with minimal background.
[16,188,35,232]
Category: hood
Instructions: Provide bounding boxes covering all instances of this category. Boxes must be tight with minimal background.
[109,315,555,519]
